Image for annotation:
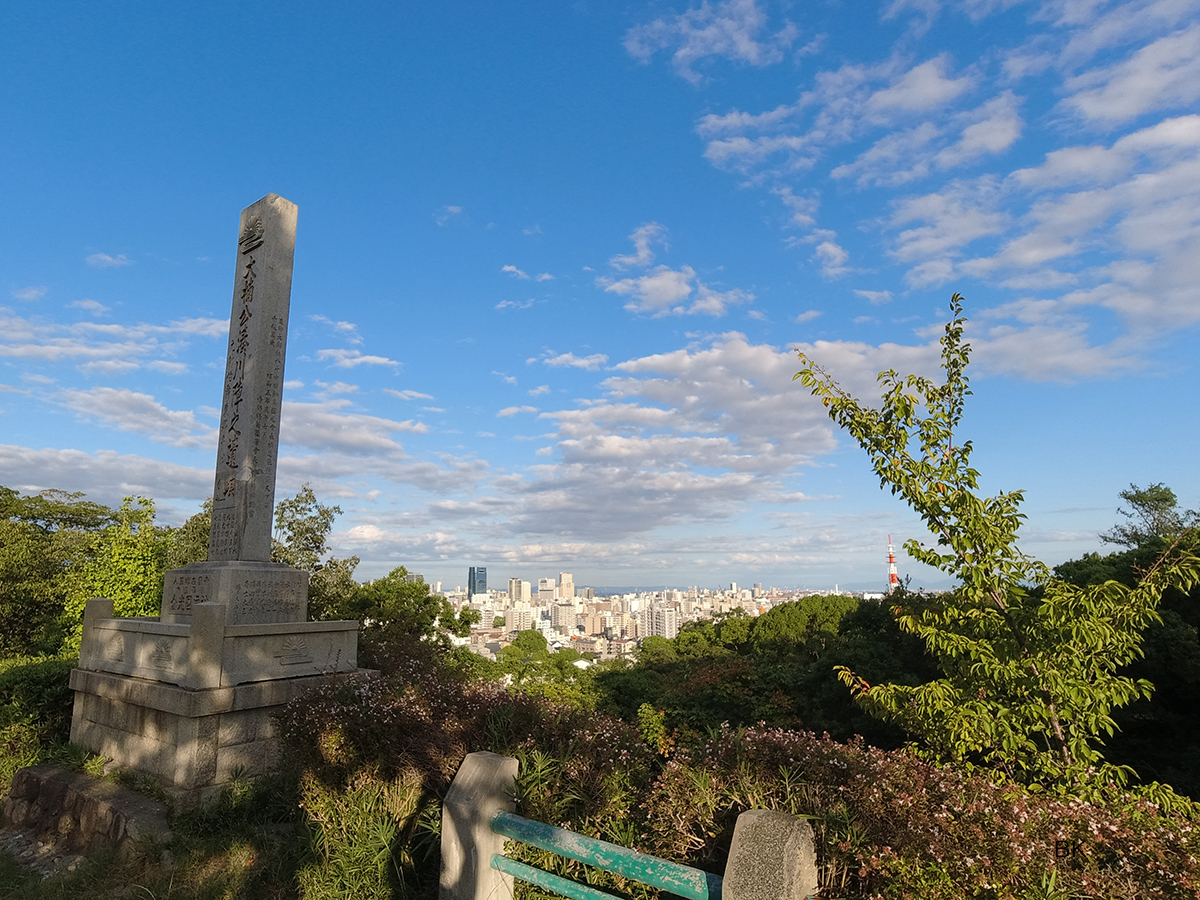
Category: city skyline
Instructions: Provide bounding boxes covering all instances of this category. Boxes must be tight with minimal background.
[2,1,1198,590]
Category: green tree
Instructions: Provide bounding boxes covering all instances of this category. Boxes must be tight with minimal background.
[165,497,212,569]
[0,486,114,656]
[1101,482,1199,548]
[271,483,361,620]
[346,566,474,648]
[61,497,172,650]
[749,593,859,653]
[794,294,1200,795]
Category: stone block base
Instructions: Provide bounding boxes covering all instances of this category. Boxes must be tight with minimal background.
[69,667,373,807]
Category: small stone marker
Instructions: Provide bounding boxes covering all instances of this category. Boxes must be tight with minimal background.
[722,808,818,900]
[440,751,518,900]
[162,193,307,626]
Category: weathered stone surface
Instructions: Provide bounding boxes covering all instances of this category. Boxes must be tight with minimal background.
[722,809,818,900]
[69,668,375,806]
[210,193,298,565]
[161,561,308,625]
[1,765,170,856]
[440,751,518,900]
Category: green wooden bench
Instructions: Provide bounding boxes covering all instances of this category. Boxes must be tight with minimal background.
[439,751,817,900]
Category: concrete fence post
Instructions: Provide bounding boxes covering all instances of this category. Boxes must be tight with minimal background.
[440,750,519,900]
[722,808,819,900]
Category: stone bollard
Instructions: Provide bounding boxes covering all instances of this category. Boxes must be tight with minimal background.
[723,808,819,900]
[439,751,519,900]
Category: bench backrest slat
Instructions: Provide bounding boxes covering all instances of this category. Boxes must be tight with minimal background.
[491,810,720,900]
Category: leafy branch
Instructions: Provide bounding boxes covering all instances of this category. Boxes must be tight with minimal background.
[794,293,1200,793]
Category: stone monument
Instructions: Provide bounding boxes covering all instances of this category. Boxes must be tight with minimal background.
[69,194,364,806]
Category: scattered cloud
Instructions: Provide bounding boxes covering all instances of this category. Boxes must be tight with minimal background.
[495,299,535,310]
[384,388,435,401]
[12,286,46,302]
[497,405,539,417]
[610,223,668,270]
[502,265,529,279]
[528,385,551,396]
[1063,24,1200,125]
[69,299,109,315]
[57,387,218,449]
[854,290,894,304]
[316,348,401,368]
[795,310,821,323]
[86,253,131,268]
[435,206,462,225]
[311,315,363,344]
[493,371,518,384]
[625,0,799,85]
[535,272,554,282]
[542,352,609,370]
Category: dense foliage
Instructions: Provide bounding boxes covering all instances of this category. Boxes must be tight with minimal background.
[272,643,1200,899]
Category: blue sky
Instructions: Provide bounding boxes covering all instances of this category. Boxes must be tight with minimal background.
[2,0,1198,591]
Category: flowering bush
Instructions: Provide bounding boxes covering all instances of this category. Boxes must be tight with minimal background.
[276,644,1200,899]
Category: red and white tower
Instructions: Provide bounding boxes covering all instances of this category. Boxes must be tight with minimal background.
[887,536,900,593]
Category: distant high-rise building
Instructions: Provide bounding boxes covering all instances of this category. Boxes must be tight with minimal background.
[537,577,556,603]
[558,572,574,600]
[506,578,532,604]
[505,606,533,633]
[580,587,595,601]
[468,566,487,598]
[403,572,425,584]
[649,607,679,640]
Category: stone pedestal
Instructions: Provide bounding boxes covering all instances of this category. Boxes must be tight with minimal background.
[70,597,368,807]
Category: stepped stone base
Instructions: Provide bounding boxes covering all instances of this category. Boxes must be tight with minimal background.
[69,667,370,807]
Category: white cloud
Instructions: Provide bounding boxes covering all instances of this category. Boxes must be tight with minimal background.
[495,299,534,310]
[542,352,608,370]
[624,0,798,85]
[0,444,211,508]
[935,91,1024,168]
[435,206,462,225]
[535,272,555,282]
[609,223,667,270]
[1064,24,1200,124]
[497,405,539,417]
[86,253,132,268]
[502,265,530,279]
[311,315,363,344]
[866,56,973,114]
[56,387,217,449]
[528,385,550,396]
[493,371,518,384]
[316,348,401,368]
[795,310,821,323]
[0,309,224,372]
[12,286,46,302]
[813,241,851,278]
[854,290,894,304]
[384,388,435,401]
[598,262,754,317]
[281,399,427,454]
[69,299,109,315]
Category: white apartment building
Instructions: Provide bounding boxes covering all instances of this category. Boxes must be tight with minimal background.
[505,604,533,633]
[537,577,556,603]
[648,606,679,640]
[558,572,574,600]
[508,578,532,604]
